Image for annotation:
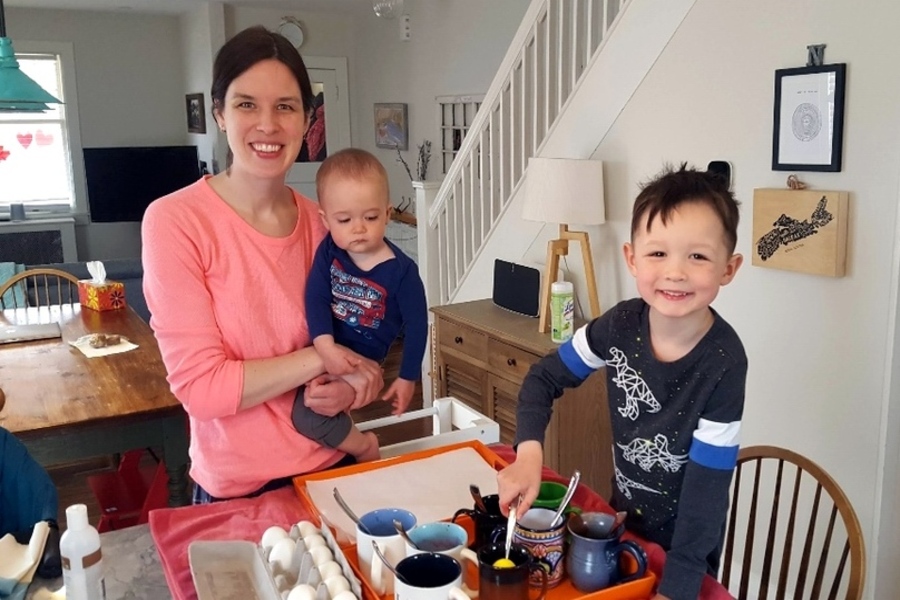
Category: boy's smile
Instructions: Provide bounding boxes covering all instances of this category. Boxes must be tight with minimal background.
[624,201,742,327]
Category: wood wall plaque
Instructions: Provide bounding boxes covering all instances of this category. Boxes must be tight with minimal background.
[752,188,849,277]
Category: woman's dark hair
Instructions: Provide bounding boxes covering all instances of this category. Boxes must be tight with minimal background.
[210,26,315,119]
[631,163,741,254]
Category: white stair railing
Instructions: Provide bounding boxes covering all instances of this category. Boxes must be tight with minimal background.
[417,0,629,306]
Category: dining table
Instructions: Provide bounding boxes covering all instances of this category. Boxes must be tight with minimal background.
[0,303,190,507]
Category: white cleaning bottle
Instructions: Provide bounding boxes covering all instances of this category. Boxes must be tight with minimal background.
[60,504,106,600]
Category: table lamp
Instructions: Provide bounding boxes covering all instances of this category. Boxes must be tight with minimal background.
[522,157,605,334]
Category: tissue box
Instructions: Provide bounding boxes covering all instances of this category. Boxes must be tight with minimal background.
[77,280,127,312]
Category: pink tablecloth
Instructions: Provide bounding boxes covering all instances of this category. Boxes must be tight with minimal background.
[149,444,732,600]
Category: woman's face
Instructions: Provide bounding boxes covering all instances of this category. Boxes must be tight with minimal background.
[214,59,309,181]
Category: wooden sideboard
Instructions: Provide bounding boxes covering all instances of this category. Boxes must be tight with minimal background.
[431,299,613,498]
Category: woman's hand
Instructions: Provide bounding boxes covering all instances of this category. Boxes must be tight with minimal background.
[341,358,384,409]
[496,440,544,516]
[304,374,354,417]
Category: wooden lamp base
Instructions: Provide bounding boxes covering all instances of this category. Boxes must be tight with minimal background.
[537,224,601,334]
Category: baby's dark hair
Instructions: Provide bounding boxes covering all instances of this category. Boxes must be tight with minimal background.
[631,163,740,254]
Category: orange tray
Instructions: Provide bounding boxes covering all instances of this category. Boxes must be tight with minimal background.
[292,440,655,600]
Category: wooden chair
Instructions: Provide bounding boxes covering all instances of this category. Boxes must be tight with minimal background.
[0,268,79,310]
[722,445,865,600]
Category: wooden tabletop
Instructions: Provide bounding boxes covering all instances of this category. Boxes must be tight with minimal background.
[0,304,181,437]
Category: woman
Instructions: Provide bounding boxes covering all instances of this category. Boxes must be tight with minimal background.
[142,26,383,503]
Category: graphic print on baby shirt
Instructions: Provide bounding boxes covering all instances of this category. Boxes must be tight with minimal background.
[329,259,387,330]
[607,347,662,420]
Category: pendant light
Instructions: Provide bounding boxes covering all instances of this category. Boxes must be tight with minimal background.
[0,0,61,112]
[373,0,403,19]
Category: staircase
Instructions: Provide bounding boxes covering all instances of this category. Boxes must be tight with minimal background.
[415,0,696,307]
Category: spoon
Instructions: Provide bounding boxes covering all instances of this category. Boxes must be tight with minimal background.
[469,484,488,513]
[504,500,517,561]
[371,540,409,585]
[550,470,581,527]
[611,510,627,531]
[333,487,371,535]
[393,519,420,551]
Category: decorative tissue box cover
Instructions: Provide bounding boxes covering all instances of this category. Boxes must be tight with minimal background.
[77,280,126,311]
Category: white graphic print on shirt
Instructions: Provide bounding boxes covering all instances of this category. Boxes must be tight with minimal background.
[608,347,662,420]
[618,434,689,473]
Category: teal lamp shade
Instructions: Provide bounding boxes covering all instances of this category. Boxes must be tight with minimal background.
[0,37,61,112]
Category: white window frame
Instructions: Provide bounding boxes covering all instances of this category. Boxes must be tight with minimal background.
[436,94,484,174]
[1,41,87,220]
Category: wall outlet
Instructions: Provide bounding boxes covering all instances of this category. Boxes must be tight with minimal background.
[399,14,411,41]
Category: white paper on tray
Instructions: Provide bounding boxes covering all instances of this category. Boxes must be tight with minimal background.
[305,447,500,543]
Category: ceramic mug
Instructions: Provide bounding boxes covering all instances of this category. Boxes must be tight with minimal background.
[452,493,507,550]
[531,481,582,516]
[514,507,567,589]
[475,543,547,600]
[405,522,478,565]
[393,552,476,600]
[565,512,648,593]
[355,507,417,595]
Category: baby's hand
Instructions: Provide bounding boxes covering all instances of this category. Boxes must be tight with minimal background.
[382,378,416,416]
[315,338,360,376]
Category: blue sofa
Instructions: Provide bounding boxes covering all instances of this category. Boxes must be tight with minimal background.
[29,258,149,322]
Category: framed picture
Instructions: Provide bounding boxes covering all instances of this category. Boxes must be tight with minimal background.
[185,93,206,134]
[374,103,408,150]
[772,63,846,172]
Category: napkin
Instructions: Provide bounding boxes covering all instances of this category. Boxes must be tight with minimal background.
[0,521,49,600]
[69,334,138,358]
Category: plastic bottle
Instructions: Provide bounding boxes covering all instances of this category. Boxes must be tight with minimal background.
[550,280,575,343]
[60,504,106,600]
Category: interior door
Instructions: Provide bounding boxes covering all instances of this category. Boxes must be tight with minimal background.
[286,57,351,199]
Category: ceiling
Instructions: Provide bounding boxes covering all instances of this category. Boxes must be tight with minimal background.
[4,0,368,16]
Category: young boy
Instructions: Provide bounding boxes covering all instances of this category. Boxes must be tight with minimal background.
[292,148,428,463]
[498,164,746,600]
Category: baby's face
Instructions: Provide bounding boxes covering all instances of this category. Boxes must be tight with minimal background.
[319,175,391,255]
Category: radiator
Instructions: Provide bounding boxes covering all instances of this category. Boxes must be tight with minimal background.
[0,218,78,264]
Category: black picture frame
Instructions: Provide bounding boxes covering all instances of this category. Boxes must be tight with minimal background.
[772,63,846,172]
[185,93,206,134]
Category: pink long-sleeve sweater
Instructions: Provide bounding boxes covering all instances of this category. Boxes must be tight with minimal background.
[142,177,343,498]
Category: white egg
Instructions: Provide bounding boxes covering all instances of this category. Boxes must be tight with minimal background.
[332,591,357,600]
[268,537,297,575]
[308,545,333,566]
[323,574,350,597]
[261,525,290,550]
[302,533,326,549]
[296,520,320,539]
[286,584,317,600]
[317,560,343,580]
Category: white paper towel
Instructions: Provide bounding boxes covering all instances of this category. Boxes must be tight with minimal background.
[304,447,500,543]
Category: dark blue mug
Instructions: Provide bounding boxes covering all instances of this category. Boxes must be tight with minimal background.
[565,513,648,592]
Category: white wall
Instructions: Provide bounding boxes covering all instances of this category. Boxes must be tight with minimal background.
[9,7,186,260]
[458,0,900,595]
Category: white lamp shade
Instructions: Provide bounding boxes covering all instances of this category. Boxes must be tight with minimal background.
[522,157,605,225]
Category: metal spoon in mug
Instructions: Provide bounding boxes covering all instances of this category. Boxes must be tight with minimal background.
[393,519,420,551]
[333,487,371,535]
[372,540,409,585]
[550,469,581,527]
[502,500,518,564]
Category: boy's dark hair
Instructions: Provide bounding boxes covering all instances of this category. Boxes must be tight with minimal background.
[316,148,390,207]
[631,163,741,254]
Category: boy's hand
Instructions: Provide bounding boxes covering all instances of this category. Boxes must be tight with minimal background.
[382,378,416,416]
[496,440,544,516]
[314,336,360,376]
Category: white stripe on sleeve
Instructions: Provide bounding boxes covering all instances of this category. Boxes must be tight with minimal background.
[572,326,606,369]
[694,418,741,447]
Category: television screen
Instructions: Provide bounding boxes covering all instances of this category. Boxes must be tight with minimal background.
[83,146,200,222]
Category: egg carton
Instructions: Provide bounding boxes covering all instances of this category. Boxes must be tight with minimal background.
[189,520,363,600]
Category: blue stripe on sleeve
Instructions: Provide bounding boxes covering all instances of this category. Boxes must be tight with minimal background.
[689,438,739,470]
[558,340,593,381]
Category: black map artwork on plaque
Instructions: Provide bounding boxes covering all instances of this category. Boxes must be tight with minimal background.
[756,195,834,261]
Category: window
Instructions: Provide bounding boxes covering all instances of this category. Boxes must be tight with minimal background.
[437,94,484,173]
[0,42,86,217]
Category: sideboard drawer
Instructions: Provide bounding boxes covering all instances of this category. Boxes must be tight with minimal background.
[488,339,539,381]
[437,319,488,360]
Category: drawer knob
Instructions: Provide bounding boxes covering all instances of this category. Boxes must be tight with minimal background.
[507,358,516,366]
[454,336,463,344]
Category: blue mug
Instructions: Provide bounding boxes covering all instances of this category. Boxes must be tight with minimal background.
[565,512,648,592]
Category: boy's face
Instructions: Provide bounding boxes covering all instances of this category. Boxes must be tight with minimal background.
[318,173,391,256]
[623,201,742,322]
